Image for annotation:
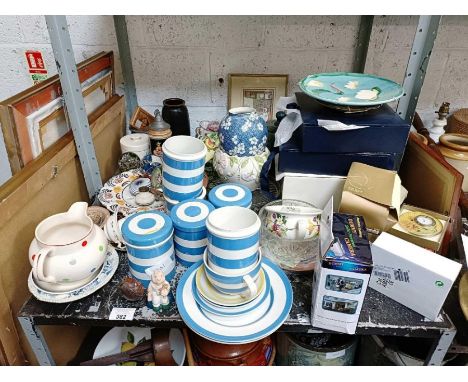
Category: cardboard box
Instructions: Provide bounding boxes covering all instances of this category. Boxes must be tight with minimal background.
[311,213,373,334]
[389,204,450,252]
[339,162,408,231]
[281,174,345,211]
[369,232,462,320]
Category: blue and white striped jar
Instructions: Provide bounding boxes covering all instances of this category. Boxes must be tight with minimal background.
[208,183,252,209]
[164,186,207,213]
[205,206,261,275]
[171,198,215,267]
[162,136,207,202]
[121,211,176,287]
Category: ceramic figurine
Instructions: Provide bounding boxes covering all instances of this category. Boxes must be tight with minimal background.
[160,284,171,310]
[147,269,170,313]
[218,107,268,157]
[153,142,163,158]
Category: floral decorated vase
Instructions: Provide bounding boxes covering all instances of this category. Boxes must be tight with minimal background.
[218,107,268,157]
[213,147,269,191]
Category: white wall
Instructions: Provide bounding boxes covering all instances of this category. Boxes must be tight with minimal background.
[1,15,468,184]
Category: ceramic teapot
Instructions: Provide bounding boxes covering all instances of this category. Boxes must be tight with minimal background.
[263,201,321,240]
[29,202,108,292]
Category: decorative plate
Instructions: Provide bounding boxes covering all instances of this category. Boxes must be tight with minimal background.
[195,265,266,307]
[28,248,119,303]
[93,327,186,366]
[98,169,165,216]
[176,258,293,344]
[299,72,404,107]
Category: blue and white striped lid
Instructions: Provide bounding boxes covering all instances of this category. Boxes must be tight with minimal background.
[208,183,252,209]
[122,210,173,246]
[170,199,215,233]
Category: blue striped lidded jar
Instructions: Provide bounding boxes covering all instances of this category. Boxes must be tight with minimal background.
[162,136,207,202]
[121,210,176,285]
[208,183,252,209]
[170,198,215,267]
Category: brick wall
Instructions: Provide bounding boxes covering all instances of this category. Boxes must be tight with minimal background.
[1,15,468,184]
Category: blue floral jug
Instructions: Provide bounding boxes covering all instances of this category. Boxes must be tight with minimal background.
[218,107,268,157]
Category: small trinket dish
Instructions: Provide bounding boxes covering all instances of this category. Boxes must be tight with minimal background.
[135,186,156,206]
[129,177,151,196]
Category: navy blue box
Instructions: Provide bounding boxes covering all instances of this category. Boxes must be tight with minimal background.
[278,130,403,176]
[296,92,410,154]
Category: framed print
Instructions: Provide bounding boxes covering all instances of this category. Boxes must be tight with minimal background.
[130,106,154,132]
[228,74,288,121]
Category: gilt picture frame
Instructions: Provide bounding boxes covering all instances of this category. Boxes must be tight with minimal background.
[228,74,288,122]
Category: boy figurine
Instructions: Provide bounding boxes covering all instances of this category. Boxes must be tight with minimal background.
[147,269,170,313]
[160,284,171,311]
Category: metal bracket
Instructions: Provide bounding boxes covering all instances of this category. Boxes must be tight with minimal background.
[424,325,457,365]
[113,15,138,130]
[18,316,55,366]
[353,16,374,73]
[396,16,441,125]
[45,15,103,198]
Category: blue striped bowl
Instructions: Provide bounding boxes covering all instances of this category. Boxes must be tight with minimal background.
[203,249,262,297]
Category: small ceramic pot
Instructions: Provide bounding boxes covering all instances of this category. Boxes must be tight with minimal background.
[203,249,262,298]
[218,107,268,157]
[263,202,321,240]
[213,147,269,191]
[438,133,468,192]
[162,136,207,201]
[120,133,151,160]
[171,199,215,267]
[208,183,252,209]
[29,202,108,291]
[205,206,261,275]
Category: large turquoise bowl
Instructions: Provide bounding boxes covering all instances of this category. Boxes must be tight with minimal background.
[299,72,404,107]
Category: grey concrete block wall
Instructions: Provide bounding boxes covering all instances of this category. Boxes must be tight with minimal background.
[1,15,468,184]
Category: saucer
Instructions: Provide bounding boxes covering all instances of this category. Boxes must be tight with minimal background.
[28,248,119,303]
[176,258,293,344]
[98,169,165,216]
[195,264,265,307]
[192,270,271,317]
[200,290,272,327]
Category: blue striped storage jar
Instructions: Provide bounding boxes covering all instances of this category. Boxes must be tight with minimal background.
[208,183,252,209]
[170,198,215,267]
[162,136,207,202]
[121,211,175,283]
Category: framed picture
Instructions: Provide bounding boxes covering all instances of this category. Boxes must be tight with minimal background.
[228,74,288,121]
[130,106,154,131]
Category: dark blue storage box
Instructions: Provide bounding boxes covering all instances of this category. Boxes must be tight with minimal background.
[278,130,403,176]
[295,92,410,154]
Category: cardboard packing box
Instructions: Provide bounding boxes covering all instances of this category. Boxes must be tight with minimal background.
[339,162,408,232]
[311,213,373,334]
[369,232,462,320]
[388,204,450,252]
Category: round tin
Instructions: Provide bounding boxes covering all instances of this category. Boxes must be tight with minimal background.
[208,183,252,209]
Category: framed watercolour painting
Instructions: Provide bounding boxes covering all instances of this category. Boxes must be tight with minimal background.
[228,74,288,121]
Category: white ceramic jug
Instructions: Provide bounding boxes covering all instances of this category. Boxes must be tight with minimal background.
[29,202,108,292]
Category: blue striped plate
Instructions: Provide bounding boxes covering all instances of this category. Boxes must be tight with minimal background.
[175,258,293,344]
